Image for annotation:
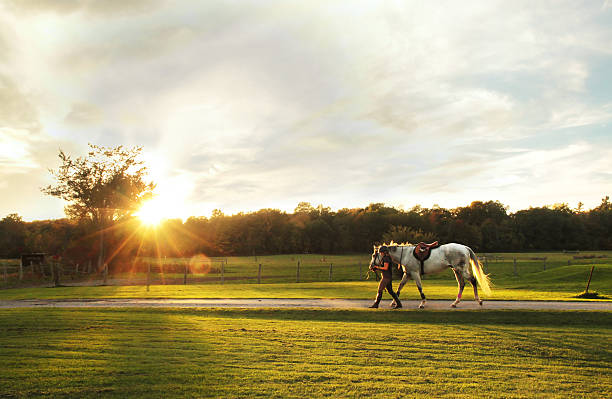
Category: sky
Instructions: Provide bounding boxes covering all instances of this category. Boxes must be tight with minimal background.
[1,0,611,221]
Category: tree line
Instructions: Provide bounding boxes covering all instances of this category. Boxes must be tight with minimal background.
[1,198,611,265]
[1,145,610,269]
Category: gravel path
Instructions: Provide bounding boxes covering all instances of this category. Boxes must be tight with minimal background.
[0,298,611,310]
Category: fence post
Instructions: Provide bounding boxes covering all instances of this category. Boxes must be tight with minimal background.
[19,261,23,281]
[103,264,108,285]
[296,260,300,283]
[147,263,151,291]
[184,263,188,285]
[87,260,92,274]
[329,263,333,282]
[585,266,595,293]
[75,263,79,274]
[53,262,60,287]
[258,264,262,284]
[221,261,224,284]
[513,257,517,276]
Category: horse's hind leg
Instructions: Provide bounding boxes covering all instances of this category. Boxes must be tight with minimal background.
[451,269,465,308]
[470,276,483,306]
[410,271,426,309]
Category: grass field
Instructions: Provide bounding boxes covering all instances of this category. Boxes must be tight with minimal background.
[0,308,610,398]
[1,262,610,301]
[2,251,611,287]
[1,252,610,398]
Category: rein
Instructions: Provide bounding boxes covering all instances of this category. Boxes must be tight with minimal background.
[366,249,384,280]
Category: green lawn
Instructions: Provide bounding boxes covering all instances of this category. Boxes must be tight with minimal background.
[0,263,611,301]
[0,308,610,398]
[2,251,611,301]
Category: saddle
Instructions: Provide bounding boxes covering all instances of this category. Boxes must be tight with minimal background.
[413,241,440,276]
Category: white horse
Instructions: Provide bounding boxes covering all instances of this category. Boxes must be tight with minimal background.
[369,242,492,309]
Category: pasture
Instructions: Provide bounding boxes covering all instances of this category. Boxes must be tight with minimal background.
[0,308,611,398]
[1,251,611,301]
[1,251,611,398]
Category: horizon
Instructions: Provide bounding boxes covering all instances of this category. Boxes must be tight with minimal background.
[6,197,607,224]
[1,1,611,222]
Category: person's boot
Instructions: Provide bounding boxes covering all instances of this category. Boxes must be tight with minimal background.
[369,293,382,308]
[391,293,402,309]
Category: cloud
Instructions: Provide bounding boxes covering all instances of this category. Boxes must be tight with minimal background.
[1,1,611,219]
[0,75,41,131]
[64,102,103,126]
[0,73,78,219]
[401,141,611,211]
[2,0,165,17]
[0,128,40,171]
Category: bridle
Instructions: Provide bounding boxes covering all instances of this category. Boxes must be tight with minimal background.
[371,245,406,270]
[370,248,384,268]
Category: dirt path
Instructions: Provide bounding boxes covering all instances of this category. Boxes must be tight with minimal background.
[0,298,611,310]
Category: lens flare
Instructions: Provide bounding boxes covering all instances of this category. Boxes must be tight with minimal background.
[189,254,211,275]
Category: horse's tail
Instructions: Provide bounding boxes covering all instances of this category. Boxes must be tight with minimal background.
[467,247,492,296]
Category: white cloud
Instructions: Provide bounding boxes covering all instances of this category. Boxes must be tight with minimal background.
[0,128,39,170]
[0,1,611,219]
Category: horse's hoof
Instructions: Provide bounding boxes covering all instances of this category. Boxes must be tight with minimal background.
[451,303,457,308]
[418,304,425,309]
[390,301,396,308]
[478,300,483,306]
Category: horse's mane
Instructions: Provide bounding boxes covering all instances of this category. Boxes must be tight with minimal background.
[375,241,414,251]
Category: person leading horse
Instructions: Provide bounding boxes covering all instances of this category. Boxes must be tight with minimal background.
[368,245,402,309]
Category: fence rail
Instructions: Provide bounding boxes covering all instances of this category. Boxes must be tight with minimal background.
[1,252,608,288]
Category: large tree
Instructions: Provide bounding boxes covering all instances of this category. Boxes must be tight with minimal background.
[42,144,155,267]
[0,214,26,258]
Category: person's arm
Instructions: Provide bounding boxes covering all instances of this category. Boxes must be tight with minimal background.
[378,261,390,271]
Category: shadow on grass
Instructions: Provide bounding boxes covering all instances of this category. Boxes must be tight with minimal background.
[574,291,609,299]
[0,308,225,398]
[148,307,612,328]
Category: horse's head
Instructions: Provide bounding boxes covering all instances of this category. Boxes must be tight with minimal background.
[369,245,387,269]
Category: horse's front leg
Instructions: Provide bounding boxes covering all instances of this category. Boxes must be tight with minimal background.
[410,271,426,309]
[391,270,411,307]
[396,270,411,297]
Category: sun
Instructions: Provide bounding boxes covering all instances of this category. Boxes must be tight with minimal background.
[135,199,167,226]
